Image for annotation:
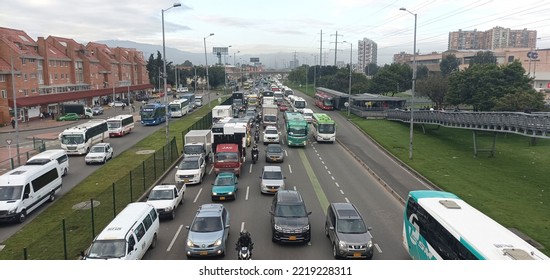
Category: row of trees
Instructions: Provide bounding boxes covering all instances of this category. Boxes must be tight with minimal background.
[287,51,545,112]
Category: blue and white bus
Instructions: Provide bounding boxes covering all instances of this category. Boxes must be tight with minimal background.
[168,99,189,118]
[140,103,166,126]
[403,190,549,260]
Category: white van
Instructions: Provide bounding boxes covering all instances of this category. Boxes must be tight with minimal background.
[26,149,69,177]
[82,202,159,260]
[302,108,314,123]
[0,160,62,223]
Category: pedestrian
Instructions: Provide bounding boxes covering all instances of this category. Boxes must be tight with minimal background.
[131,104,135,113]
[11,117,15,129]
[122,103,125,111]
[40,112,44,119]
[51,112,55,120]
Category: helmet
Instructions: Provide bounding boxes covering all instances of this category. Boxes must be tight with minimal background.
[241,229,248,236]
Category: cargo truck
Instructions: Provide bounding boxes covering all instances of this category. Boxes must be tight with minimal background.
[262,103,279,128]
[184,129,212,161]
[62,103,93,119]
[212,122,246,177]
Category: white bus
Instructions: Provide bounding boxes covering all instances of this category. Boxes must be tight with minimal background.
[26,149,70,177]
[107,114,135,137]
[0,160,62,223]
[311,113,336,143]
[168,99,190,118]
[403,190,549,260]
[59,120,108,155]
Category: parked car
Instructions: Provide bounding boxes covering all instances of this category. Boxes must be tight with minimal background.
[92,106,104,115]
[270,190,311,243]
[259,165,286,194]
[325,202,374,259]
[58,113,80,121]
[111,101,126,107]
[185,204,230,258]
[85,143,113,164]
[265,144,284,163]
[175,155,206,185]
[211,172,238,201]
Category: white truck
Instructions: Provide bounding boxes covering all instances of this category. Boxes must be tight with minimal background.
[262,103,279,128]
[212,105,232,123]
[184,129,213,161]
[146,184,184,220]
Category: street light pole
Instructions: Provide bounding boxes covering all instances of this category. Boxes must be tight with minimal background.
[204,33,215,108]
[162,2,182,145]
[400,7,417,160]
[225,45,232,95]
[343,41,353,117]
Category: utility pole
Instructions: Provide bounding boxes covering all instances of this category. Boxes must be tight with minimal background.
[331,31,343,66]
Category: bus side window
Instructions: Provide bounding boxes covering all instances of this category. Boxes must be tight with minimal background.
[23,184,31,199]
[127,235,136,253]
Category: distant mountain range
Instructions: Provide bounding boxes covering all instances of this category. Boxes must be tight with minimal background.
[96,40,298,69]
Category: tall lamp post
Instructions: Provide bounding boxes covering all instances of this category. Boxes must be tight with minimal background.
[400,7,417,160]
[204,33,215,108]
[162,2,181,145]
[343,41,353,117]
[225,45,232,95]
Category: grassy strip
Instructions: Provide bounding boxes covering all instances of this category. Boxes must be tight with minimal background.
[348,115,550,255]
[0,101,222,260]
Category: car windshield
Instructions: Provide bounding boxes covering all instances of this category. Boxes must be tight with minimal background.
[275,204,307,217]
[214,176,234,186]
[191,216,223,232]
[179,159,199,169]
[0,185,23,201]
[337,218,367,234]
[264,115,277,122]
[86,240,126,259]
[90,146,105,153]
[265,129,277,135]
[184,145,203,155]
[267,146,282,153]
[263,171,283,180]
[61,135,84,145]
[148,189,174,200]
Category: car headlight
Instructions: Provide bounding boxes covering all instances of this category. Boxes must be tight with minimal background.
[227,192,233,195]
[164,206,173,212]
[8,207,18,214]
[367,240,373,248]
[302,224,310,231]
[212,192,218,195]
[274,224,283,231]
[214,239,222,246]
[186,239,194,247]
[339,240,347,249]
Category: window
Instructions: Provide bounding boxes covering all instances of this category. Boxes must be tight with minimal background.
[149,208,158,221]
[56,155,68,164]
[142,214,153,231]
[24,73,27,81]
[1,90,6,99]
[127,235,136,253]
[134,223,146,241]
[0,75,6,82]
[31,167,59,191]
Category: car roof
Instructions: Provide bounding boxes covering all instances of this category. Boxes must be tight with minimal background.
[92,143,110,147]
[331,203,362,219]
[182,155,202,161]
[152,184,177,190]
[216,172,235,178]
[267,143,282,148]
[265,126,278,130]
[196,204,225,217]
[263,165,282,172]
[276,190,303,203]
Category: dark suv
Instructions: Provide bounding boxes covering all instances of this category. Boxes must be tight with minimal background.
[325,203,374,259]
[270,190,311,243]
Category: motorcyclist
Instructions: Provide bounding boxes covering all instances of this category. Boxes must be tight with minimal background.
[254,130,260,142]
[251,144,259,161]
[236,230,254,257]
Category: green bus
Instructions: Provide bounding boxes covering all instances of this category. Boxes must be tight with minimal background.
[284,112,308,147]
[311,113,336,143]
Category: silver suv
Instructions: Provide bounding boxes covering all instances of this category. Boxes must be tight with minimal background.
[259,165,286,194]
[325,202,374,259]
[185,204,230,258]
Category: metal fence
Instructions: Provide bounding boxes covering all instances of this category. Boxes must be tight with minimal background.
[0,138,46,174]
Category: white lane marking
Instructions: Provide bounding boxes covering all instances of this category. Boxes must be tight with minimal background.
[193,188,203,203]
[288,164,293,174]
[318,156,322,160]
[331,176,335,181]
[246,186,250,201]
[208,166,214,175]
[321,161,325,165]
[324,165,328,170]
[345,197,350,203]
[166,224,183,252]
[327,170,331,175]
[374,243,383,253]
[241,222,245,232]
[284,150,288,157]
[249,164,253,173]
[339,189,344,195]
[335,182,340,188]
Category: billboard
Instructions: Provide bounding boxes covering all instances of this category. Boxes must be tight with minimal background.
[213,47,229,55]
[250,57,260,63]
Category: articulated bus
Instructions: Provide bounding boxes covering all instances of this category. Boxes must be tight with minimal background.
[403,190,549,260]
[107,114,135,137]
[168,99,189,118]
[284,112,308,147]
[140,103,166,126]
[59,120,108,155]
[314,91,334,110]
[311,113,336,143]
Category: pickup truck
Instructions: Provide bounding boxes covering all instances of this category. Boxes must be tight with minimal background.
[146,184,185,220]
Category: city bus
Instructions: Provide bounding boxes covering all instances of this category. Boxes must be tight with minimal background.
[403,190,549,260]
[59,120,108,155]
[107,114,135,137]
[311,113,336,143]
[284,112,308,147]
[140,103,166,126]
[291,97,307,113]
[314,91,334,110]
[168,98,189,118]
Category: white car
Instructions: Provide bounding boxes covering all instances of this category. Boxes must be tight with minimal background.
[263,125,280,145]
[110,101,126,107]
[85,143,113,164]
[175,155,206,185]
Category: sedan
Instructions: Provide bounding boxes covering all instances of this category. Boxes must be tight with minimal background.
[265,144,284,163]
[211,172,238,201]
[85,143,113,164]
[92,106,104,115]
[58,113,80,121]
[111,101,126,107]
[279,104,288,112]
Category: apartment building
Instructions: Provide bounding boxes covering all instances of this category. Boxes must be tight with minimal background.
[357,38,377,75]
[448,27,537,50]
[0,27,151,125]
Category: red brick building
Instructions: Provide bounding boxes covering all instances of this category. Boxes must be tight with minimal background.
[0,27,151,126]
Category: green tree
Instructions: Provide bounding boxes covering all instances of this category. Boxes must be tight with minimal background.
[469,51,497,66]
[440,54,460,77]
[182,60,193,67]
[416,65,429,80]
[367,63,411,95]
[365,63,379,76]
[416,75,449,109]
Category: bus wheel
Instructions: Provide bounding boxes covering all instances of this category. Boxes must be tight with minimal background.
[63,168,68,176]
[48,192,56,202]
[18,210,27,223]
[150,234,158,249]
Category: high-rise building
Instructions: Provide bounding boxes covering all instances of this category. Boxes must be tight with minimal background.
[357,38,377,74]
[448,27,537,50]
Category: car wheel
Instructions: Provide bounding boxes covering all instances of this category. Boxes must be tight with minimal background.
[48,191,55,202]
[325,223,329,237]
[18,210,27,223]
[170,210,175,220]
[63,168,68,176]
[102,157,106,164]
[333,243,339,259]
[150,233,157,249]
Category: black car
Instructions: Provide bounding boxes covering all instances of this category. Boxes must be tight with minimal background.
[270,190,311,243]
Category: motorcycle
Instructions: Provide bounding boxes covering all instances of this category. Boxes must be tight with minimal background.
[252,151,259,164]
[237,245,252,260]
[254,131,260,143]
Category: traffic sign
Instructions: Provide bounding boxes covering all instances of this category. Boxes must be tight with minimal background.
[6,139,12,145]
[527,51,539,59]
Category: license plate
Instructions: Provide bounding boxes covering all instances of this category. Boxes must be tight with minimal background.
[289,236,297,241]
[220,197,226,200]
[269,189,277,192]
[184,179,189,183]
[353,252,362,257]
[200,251,208,256]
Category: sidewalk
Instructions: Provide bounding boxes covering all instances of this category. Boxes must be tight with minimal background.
[0,118,77,135]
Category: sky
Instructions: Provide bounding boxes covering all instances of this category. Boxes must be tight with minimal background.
[1,0,549,68]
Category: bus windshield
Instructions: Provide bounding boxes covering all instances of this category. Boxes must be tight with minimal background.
[107,121,121,129]
[141,111,156,119]
[288,127,307,136]
[87,240,126,259]
[61,135,84,145]
[324,99,334,106]
[0,185,23,201]
[318,124,335,133]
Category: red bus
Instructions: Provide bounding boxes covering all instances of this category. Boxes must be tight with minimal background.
[314,91,334,110]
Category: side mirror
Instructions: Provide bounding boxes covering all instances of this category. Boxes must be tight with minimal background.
[329,226,334,231]
[269,210,274,215]
[185,225,190,230]
[367,227,373,231]
[307,211,312,215]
